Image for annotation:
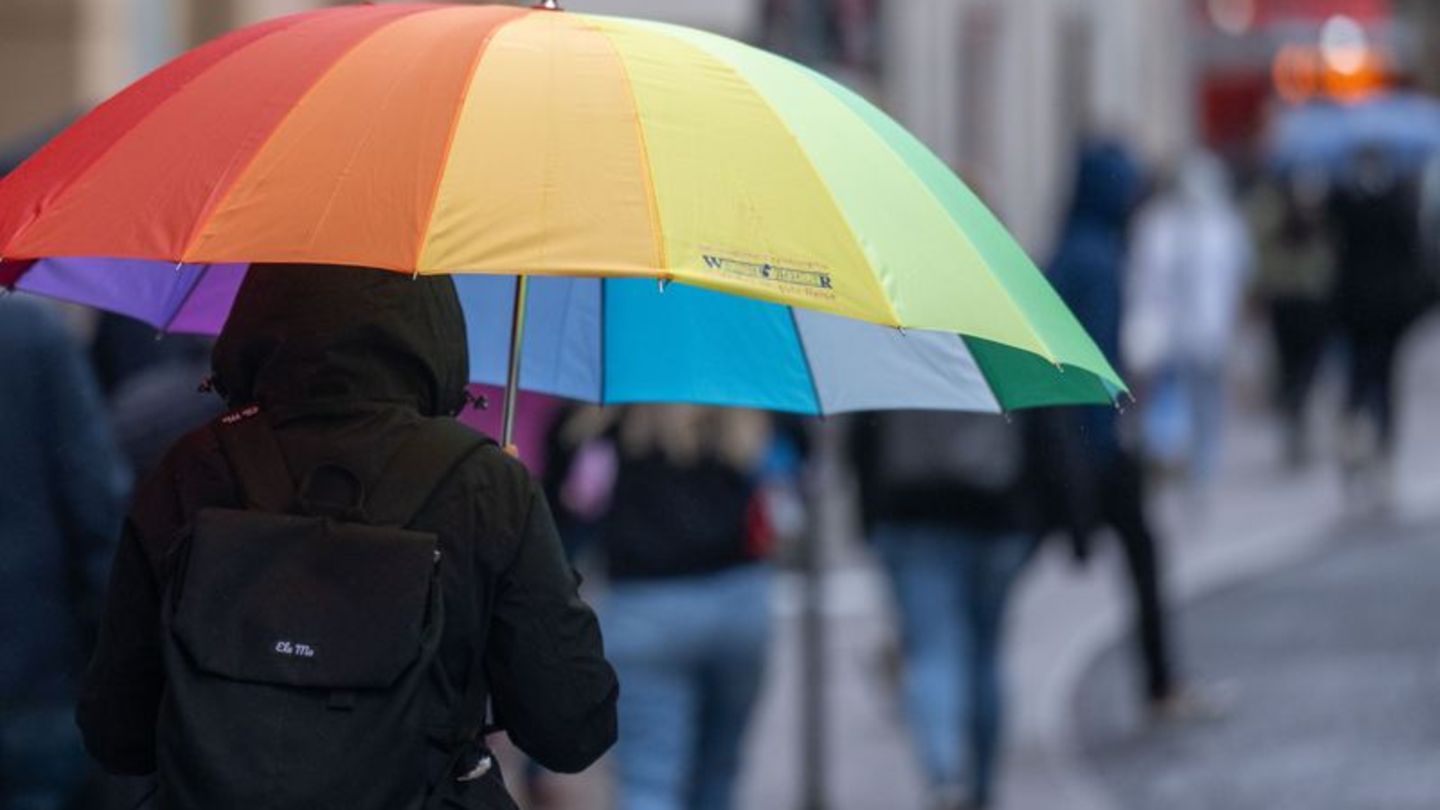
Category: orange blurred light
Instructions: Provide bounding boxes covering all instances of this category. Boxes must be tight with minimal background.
[1273,45,1321,103]
[1271,43,1386,103]
[1323,50,1387,100]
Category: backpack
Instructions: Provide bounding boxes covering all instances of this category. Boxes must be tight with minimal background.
[873,410,1023,495]
[156,406,507,810]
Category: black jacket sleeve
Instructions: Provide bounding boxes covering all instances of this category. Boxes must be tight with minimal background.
[485,483,618,773]
[75,520,165,775]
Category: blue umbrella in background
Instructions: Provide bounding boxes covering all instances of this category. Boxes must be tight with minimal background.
[1269,91,1440,174]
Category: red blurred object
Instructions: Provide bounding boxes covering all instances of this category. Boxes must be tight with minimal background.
[1195,0,1391,27]
[744,489,776,560]
[1196,0,1394,150]
[1254,0,1390,24]
[1203,71,1273,147]
[0,259,33,289]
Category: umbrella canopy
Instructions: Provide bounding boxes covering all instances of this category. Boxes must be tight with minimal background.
[0,3,1123,427]
[16,257,1102,414]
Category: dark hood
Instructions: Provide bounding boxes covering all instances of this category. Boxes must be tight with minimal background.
[212,264,469,417]
[1062,140,1142,234]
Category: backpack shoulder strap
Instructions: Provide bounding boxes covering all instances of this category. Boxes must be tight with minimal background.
[368,420,501,764]
[367,418,493,529]
[213,405,294,513]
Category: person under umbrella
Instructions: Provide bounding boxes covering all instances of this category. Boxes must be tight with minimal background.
[78,265,618,809]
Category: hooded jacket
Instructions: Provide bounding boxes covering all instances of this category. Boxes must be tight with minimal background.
[1048,141,1142,463]
[77,264,618,780]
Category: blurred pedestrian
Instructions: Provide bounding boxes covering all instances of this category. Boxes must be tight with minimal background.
[77,265,618,809]
[1247,168,1336,468]
[582,405,777,810]
[543,403,618,563]
[0,295,129,810]
[850,410,1035,810]
[107,330,223,481]
[88,312,202,398]
[1329,145,1434,509]
[1126,151,1254,495]
[1043,141,1196,721]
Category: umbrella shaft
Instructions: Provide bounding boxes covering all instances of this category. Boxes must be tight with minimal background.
[502,275,529,448]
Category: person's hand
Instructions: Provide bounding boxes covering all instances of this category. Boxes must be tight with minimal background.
[503,443,521,459]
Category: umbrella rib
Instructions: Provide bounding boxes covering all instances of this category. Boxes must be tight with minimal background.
[178,7,439,265]
[159,263,214,332]
[732,70,904,328]
[413,11,525,275]
[799,67,1064,367]
[786,306,826,417]
[577,17,669,275]
[587,19,899,325]
[951,333,1005,414]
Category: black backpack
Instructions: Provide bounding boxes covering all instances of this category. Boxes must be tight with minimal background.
[872,410,1024,495]
[156,406,509,810]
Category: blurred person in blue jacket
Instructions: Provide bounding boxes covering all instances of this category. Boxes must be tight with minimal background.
[0,295,129,810]
[1039,141,1198,721]
[1247,168,1336,469]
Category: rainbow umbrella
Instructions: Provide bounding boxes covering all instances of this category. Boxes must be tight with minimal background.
[0,2,1123,439]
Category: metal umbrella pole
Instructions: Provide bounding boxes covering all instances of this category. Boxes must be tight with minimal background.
[798,478,827,810]
[500,275,529,449]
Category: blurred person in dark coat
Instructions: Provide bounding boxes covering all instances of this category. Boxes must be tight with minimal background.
[1329,145,1434,509]
[851,410,1035,810]
[1040,141,1200,720]
[565,405,777,810]
[1248,168,1336,468]
[107,331,222,481]
[0,295,129,810]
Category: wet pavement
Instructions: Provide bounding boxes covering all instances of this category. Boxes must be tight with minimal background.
[1075,517,1440,810]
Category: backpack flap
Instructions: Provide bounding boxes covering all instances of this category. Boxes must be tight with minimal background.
[172,507,439,690]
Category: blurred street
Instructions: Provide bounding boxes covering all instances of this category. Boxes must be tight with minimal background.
[490,294,1440,810]
[732,315,1440,810]
[1077,515,1440,810]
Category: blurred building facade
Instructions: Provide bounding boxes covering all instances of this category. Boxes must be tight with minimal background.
[0,0,245,147]
[879,0,1192,253]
